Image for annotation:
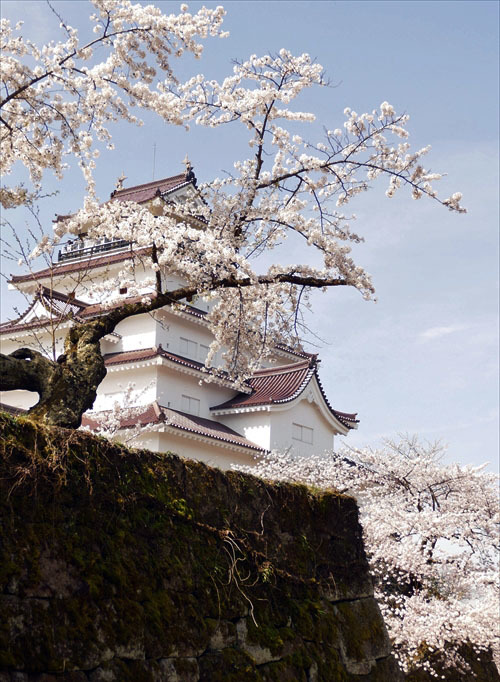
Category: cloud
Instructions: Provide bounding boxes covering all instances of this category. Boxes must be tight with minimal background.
[418,324,467,343]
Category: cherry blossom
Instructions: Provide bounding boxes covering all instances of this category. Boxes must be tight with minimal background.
[1,8,490,675]
[1,0,227,207]
[1,4,467,434]
[235,437,499,676]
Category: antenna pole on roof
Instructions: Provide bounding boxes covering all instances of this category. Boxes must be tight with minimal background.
[152,143,156,181]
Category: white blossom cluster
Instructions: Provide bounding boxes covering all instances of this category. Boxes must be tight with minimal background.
[2,2,467,384]
[235,438,499,676]
[46,45,466,381]
[81,380,164,443]
[0,1,227,207]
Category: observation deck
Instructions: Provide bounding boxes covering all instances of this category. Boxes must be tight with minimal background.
[58,238,131,263]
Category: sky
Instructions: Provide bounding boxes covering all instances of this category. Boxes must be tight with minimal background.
[1,0,498,469]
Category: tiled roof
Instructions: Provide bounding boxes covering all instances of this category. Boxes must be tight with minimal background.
[103,345,205,373]
[38,286,88,311]
[110,174,191,204]
[82,296,206,321]
[82,401,263,452]
[102,345,251,392]
[212,358,315,409]
[9,246,148,284]
[0,313,68,335]
[211,357,358,429]
[53,173,194,223]
[0,290,206,334]
[0,286,89,334]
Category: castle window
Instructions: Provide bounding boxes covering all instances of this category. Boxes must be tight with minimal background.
[179,337,198,358]
[292,423,313,444]
[199,344,209,361]
[181,395,200,416]
[119,287,128,295]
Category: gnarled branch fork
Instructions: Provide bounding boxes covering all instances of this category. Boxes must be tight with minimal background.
[0,273,347,428]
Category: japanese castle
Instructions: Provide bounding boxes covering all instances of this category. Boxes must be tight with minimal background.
[0,167,358,469]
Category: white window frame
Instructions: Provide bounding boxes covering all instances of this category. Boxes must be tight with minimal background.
[179,337,198,358]
[181,394,200,416]
[292,423,314,445]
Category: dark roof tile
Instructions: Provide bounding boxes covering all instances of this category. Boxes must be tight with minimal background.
[211,357,358,429]
[82,401,263,452]
[111,174,190,204]
[103,346,205,372]
[10,246,149,284]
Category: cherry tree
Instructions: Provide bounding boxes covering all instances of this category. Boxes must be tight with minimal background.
[1,1,466,428]
[236,437,499,678]
[0,0,227,207]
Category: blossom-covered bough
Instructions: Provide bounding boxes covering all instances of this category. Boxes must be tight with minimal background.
[235,437,500,677]
[0,0,227,207]
[1,1,466,430]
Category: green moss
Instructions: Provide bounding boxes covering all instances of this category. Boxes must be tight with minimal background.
[0,413,405,681]
[199,648,261,681]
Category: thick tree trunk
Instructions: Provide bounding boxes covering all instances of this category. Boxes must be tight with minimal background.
[0,274,349,429]
[0,319,108,429]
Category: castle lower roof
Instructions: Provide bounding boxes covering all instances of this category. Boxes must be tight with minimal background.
[0,291,207,335]
[82,401,264,453]
[103,346,205,373]
[9,247,149,285]
[211,357,358,429]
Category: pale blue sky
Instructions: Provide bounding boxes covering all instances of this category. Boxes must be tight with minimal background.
[1,1,498,468]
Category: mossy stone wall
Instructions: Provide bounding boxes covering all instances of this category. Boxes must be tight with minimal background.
[0,413,402,681]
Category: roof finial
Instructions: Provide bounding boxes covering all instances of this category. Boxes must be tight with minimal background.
[182,155,196,185]
[115,172,127,191]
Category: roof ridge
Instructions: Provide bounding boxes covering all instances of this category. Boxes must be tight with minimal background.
[113,173,187,196]
[253,358,315,376]
[38,285,88,309]
[252,355,317,378]
[10,246,148,284]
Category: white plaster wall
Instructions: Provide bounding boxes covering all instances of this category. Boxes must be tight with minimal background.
[0,389,38,411]
[126,429,162,454]
[112,314,156,352]
[217,412,271,450]
[151,430,259,471]
[155,366,236,418]
[154,312,217,364]
[11,255,155,303]
[71,260,155,303]
[161,274,212,314]
[93,364,157,411]
[270,400,335,457]
[0,329,66,360]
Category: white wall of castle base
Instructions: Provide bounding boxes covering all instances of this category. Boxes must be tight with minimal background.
[128,429,260,471]
[156,370,235,418]
[93,364,158,411]
[270,400,335,457]
[217,412,271,450]
[0,389,38,411]
[217,399,335,456]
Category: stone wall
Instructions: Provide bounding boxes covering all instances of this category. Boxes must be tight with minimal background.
[0,413,402,681]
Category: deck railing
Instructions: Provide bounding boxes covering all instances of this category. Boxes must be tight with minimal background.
[58,239,130,262]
